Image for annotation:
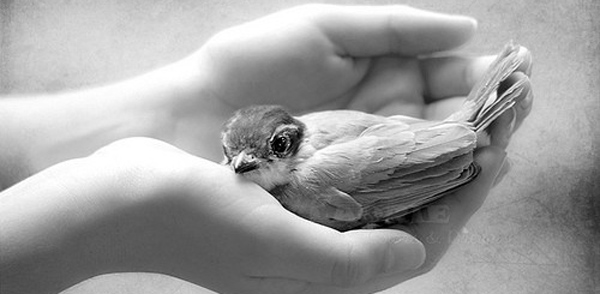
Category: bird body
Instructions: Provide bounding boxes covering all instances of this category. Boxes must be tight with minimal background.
[221,42,526,230]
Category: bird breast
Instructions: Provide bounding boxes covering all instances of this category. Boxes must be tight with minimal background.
[241,159,296,191]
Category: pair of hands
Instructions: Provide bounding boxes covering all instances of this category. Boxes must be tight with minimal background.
[2,4,532,294]
[170,6,531,292]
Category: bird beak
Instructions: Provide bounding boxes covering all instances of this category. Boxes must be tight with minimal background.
[231,150,259,174]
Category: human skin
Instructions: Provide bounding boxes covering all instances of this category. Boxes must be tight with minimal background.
[0,4,532,294]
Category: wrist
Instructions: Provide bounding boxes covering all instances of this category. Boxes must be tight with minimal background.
[0,157,130,293]
[0,52,227,187]
[0,150,191,293]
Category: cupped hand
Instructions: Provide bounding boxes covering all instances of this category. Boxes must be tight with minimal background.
[197,4,534,115]
[85,118,521,294]
[66,137,429,294]
[84,4,533,293]
[184,4,532,160]
[0,136,511,294]
[186,3,535,284]
[198,4,481,113]
[0,4,535,293]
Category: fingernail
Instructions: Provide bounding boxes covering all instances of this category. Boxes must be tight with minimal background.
[520,89,534,111]
[516,47,532,77]
[463,16,478,29]
[385,236,426,272]
[524,52,533,77]
[449,14,478,32]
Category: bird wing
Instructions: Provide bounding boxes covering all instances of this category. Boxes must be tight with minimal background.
[297,110,395,148]
[280,113,477,229]
[353,121,478,225]
[275,126,414,226]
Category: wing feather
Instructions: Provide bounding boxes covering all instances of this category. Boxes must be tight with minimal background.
[283,117,478,229]
[283,111,480,230]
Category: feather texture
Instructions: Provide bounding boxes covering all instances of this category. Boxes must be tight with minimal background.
[221,42,528,231]
[277,112,478,229]
[447,41,525,132]
[276,42,525,230]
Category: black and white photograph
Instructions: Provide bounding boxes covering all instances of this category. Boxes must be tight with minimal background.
[1,1,598,293]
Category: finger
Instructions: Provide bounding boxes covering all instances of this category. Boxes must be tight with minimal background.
[497,72,532,133]
[421,55,495,102]
[439,146,507,224]
[270,266,425,294]
[514,88,533,132]
[421,46,532,102]
[516,46,533,77]
[248,269,415,294]
[300,4,477,57]
[493,157,512,187]
[401,146,506,272]
[250,208,425,287]
[488,107,516,149]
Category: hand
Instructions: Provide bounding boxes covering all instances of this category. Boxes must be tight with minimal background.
[0,139,513,294]
[173,3,532,290]
[90,138,430,294]
[390,146,507,280]
[185,2,534,282]
[391,66,533,276]
[197,4,482,113]
[0,137,428,294]
[177,4,532,160]
[0,4,534,293]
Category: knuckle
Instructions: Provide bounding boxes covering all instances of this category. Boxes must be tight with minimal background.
[203,30,237,59]
[206,28,236,46]
[92,137,181,158]
[90,138,191,179]
[92,137,158,155]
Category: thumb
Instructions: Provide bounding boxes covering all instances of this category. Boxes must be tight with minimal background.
[256,209,425,288]
[328,229,426,287]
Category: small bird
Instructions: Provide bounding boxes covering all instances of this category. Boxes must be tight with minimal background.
[221,43,527,231]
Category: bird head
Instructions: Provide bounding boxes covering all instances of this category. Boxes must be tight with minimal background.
[221,105,306,190]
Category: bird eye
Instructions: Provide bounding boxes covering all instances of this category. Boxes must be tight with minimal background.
[271,135,291,156]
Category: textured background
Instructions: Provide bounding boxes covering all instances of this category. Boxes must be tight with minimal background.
[1,0,599,293]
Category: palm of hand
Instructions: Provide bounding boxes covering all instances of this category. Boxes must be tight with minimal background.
[199,11,457,121]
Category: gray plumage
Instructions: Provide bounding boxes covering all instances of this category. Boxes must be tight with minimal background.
[221,42,526,231]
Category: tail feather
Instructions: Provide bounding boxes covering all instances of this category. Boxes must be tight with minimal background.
[446,41,527,133]
[474,79,525,131]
